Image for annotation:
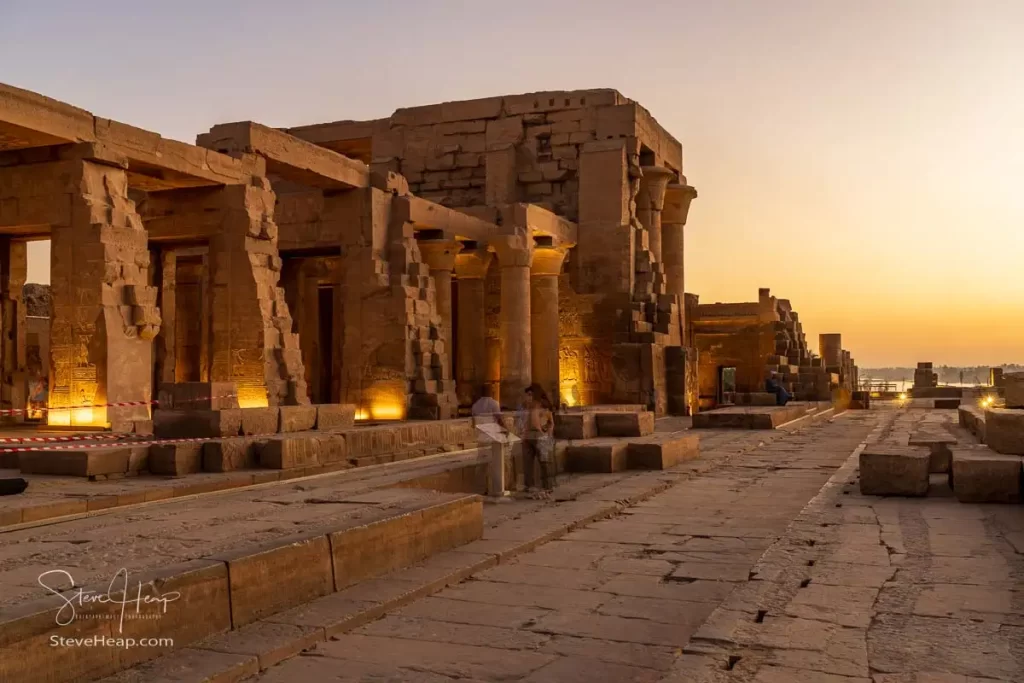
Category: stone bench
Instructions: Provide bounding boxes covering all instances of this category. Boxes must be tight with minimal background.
[564,432,700,473]
[958,405,986,442]
[554,404,646,440]
[950,446,1023,503]
[908,431,958,473]
[984,408,1024,455]
[859,446,930,496]
[594,411,655,437]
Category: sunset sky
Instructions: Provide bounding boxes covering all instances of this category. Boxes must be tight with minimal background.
[2,0,1021,367]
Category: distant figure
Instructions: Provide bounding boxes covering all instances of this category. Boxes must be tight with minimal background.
[522,384,555,497]
[471,385,501,423]
[765,373,792,406]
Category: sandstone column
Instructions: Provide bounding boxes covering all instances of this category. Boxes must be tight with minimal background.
[49,160,160,428]
[636,166,675,263]
[0,239,27,421]
[453,248,493,406]
[492,233,533,409]
[662,182,698,307]
[418,239,462,382]
[208,181,308,407]
[530,245,568,406]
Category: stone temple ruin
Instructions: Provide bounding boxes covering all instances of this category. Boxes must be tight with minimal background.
[690,287,857,409]
[0,83,701,428]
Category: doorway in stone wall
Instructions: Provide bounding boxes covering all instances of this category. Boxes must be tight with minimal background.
[316,285,334,405]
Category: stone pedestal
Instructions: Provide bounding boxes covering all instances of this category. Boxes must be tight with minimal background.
[530,246,568,406]
[636,166,675,263]
[493,234,533,409]
[454,249,492,406]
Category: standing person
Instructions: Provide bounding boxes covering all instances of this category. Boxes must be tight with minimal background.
[522,384,555,498]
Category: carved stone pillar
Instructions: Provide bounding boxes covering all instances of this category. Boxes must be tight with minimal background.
[530,246,568,406]
[636,166,675,263]
[418,239,461,383]
[492,233,533,409]
[662,182,698,307]
[0,239,27,421]
[49,160,160,427]
[453,248,492,406]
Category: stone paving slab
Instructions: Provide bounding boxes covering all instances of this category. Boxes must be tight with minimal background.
[669,407,1024,682]
[91,410,872,682]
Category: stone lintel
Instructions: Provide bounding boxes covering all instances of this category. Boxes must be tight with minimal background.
[394,195,498,242]
[198,121,369,190]
[0,81,95,151]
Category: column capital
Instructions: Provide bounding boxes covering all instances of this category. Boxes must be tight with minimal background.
[663,183,698,225]
[531,245,569,277]
[418,239,462,272]
[491,233,533,268]
[636,165,676,211]
[453,248,493,279]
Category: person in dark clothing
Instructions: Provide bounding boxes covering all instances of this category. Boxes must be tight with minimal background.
[765,373,792,406]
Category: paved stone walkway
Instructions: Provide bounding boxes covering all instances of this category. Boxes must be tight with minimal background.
[671,408,1024,682]
[248,411,878,682]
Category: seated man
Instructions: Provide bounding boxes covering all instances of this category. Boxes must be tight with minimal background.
[765,373,793,406]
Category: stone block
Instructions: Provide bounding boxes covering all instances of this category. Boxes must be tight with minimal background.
[240,407,280,436]
[202,439,262,472]
[210,533,334,628]
[18,448,137,477]
[950,446,1022,503]
[315,404,356,430]
[627,433,699,470]
[1004,372,1024,408]
[153,409,242,438]
[909,432,957,474]
[554,412,596,440]
[594,411,655,437]
[260,434,346,469]
[859,447,930,496]
[565,441,629,473]
[330,494,483,590]
[278,405,316,433]
[984,408,1024,455]
[934,398,961,409]
[157,382,239,410]
[149,443,203,476]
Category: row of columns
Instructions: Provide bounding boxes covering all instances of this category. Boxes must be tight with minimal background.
[421,234,569,409]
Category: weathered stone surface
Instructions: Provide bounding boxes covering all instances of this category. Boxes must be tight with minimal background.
[209,533,334,628]
[859,447,930,496]
[157,382,240,411]
[154,409,242,438]
[277,405,316,433]
[259,434,346,469]
[1004,371,1024,408]
[240,408,280,436]
[595,411,654,437]
[627,433,699,470]
[149,443,203,476]
[565,441,629,473]
[984,408,1024,455]
[203,439,262,472]
[950,446,1022,503]
[909,432,957,473]
[314,404,356,430]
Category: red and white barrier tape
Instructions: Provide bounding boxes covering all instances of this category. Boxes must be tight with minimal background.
[0,433,143,445]
[0,393,238,417]
[0,433,245,452]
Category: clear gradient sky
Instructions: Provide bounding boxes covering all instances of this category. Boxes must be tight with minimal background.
[2,0,1022,366]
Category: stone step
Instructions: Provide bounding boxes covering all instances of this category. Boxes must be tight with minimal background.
[565,432,700,473]
[950,445,1023,503]
[859,446,930,497]
[594,411,655,437]
[0,491,483,683]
